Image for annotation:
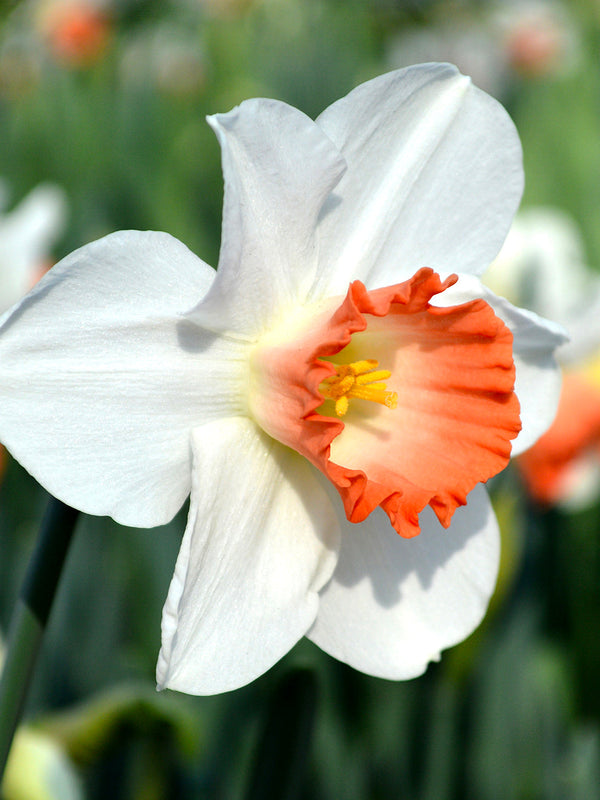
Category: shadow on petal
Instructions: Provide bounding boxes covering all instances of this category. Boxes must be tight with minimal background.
[326,482,496,610]
[176,318,221,353]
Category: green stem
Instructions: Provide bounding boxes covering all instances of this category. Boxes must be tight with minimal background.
[0,497,80,780]
[244,668,318,800]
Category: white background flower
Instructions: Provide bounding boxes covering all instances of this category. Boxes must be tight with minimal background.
[0,182,67,315]
[486,207,600,509]
[486,206,600,365]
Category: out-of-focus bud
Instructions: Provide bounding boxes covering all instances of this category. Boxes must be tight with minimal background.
[2,728,82,800]
[36,0,111,67]
[493,0,579,78]
[120,24,206,97]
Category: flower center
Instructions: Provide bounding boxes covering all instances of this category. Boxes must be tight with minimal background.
[319,359,398,417]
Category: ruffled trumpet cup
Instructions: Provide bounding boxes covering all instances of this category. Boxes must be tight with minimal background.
[251,269,521,539]
[0,64,566,694]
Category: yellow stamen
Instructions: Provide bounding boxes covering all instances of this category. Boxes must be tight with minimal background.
[320,359,398,417]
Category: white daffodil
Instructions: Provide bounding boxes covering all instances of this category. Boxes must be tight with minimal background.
[0,182,67,314]
[0,64,565,694]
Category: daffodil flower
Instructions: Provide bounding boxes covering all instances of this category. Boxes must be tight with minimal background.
[0,64,565,694]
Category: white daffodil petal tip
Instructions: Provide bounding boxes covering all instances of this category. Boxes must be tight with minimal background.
[308,484,499,680]
[0,230,236,527]
[157,419,340,695]
[312,62,523,296]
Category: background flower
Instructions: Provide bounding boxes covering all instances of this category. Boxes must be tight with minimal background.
[0,181,66,482]
[486,206,600,508]
[0,182,67,314]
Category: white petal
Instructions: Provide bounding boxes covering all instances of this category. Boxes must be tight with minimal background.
[432,273,567,455]
[308,484,499,679]
[0,230,249,527]
[0,184,67,312]
[188,99,346,339]
[311,63,523,297]
[157,418,340,695]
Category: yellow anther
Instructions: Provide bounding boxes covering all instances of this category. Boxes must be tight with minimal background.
[320,359,398,417]
[355,370,391,386]
[325,374,355,399]
[346,359,379,375]
[335,395,349,416]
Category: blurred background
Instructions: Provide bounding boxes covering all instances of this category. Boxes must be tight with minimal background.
[1,0,600,797]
